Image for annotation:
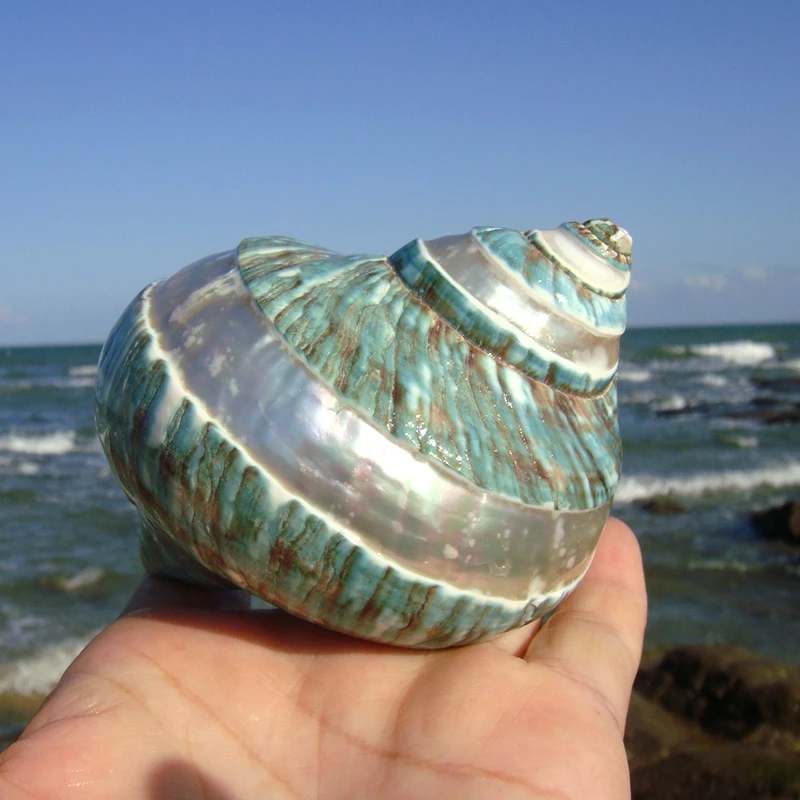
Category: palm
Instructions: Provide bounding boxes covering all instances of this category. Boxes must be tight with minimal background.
[1,519,646,800]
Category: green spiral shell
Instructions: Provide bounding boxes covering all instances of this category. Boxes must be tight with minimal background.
[95,219,631,648]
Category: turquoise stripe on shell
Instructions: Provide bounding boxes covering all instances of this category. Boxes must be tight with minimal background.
[473,227,627,334]
[236,237,621,511]
[95,287,584,648]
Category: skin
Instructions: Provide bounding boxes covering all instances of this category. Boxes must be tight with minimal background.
[0,518,646,800]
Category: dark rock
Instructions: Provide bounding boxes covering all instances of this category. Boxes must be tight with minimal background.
[630,743,800,800]
[725,403,800,425]
[625,690,711,771]
[752,396,784,407]
[626,646,800,800]
[640,494,685,515]
[763,405,800,425]
[751,375,800,394]
[750,502,800,544]
[634,645,800,738]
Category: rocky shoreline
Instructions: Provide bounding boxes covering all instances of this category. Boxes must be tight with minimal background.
[626,645,800,800]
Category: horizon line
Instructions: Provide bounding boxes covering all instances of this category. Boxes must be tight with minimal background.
[2,318,799,350]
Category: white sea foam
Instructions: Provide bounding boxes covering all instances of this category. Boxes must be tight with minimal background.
[614,460,800,504]
[687,558,759,574]
[689,341,776,366]
[0,375,94,391]
[53,567,105,592]
[0,380,34,392]
[712,417,760,431]
[652,393,687,413]
[60,377,96,389]
[18,462,40,476]
[0,431,76,455]
[620,390,657,406]
[618,369,652,383]
[645,357,723,374]
[783,358,800,372]
[0,636,94,696]
[696,374,728,388]
[68,364,98,377]
[35,377,95,390]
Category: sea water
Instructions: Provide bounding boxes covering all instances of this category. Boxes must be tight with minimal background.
[1,325,799,736]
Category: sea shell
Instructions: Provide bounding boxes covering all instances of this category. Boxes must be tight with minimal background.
[95,218,631,648]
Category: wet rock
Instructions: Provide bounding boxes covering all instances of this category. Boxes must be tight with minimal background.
[625,690,711,771]
[751,375,800,395]
[750,501,800,545]
[634,645,800,738]
[630,743,800,800]
[640,494,685,515]
[763,405,800,425]
[752,396,784,407]
[626,646,800,800]
[725,403,800,425]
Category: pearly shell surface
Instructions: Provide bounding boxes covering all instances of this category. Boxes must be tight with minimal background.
[95,219,631,648]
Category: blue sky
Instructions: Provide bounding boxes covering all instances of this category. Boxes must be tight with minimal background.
[2,1,799,345]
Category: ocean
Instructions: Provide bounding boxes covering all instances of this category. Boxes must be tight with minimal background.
[1,323,799,742]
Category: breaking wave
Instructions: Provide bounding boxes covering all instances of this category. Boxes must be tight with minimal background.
[68,365,98,377]
[618,369,653,383]
[0,636,94,696]
[688,341,776,366]
[0,431,77,456]
[52,567,105,593]
[614,460,800,504]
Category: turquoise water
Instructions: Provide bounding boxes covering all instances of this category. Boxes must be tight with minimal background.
[0,324,798,728]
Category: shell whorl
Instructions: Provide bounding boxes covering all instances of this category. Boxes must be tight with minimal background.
[95,219,630,648]
[389,220,629,395]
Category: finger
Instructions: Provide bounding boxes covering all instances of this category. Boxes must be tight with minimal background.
[121,574,252,616]
[524,517,647,730]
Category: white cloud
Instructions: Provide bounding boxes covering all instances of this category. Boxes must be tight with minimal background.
[680,273,728,292]
[0,304,24,325]
[741,266,768,282]
[627,278,651,293]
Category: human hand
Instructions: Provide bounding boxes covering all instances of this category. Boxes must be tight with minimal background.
[0,517,646,799]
